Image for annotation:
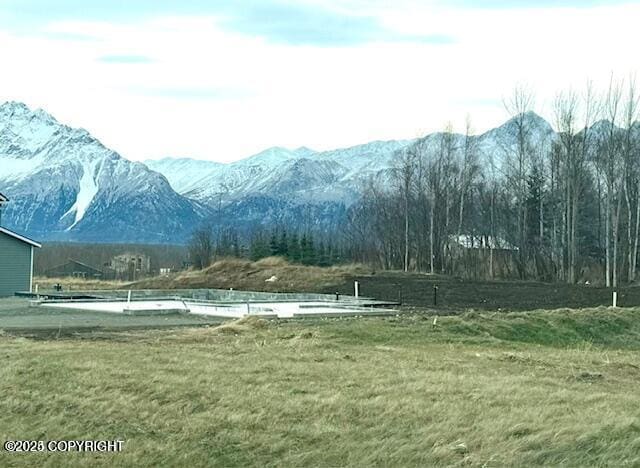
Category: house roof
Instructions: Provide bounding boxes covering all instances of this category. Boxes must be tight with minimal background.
[0,227,42,248]
[46,259,102,274]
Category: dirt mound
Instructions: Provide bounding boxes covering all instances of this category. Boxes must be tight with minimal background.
[129,257,368,292]
[213,316,269,335]
[254,256,289,267]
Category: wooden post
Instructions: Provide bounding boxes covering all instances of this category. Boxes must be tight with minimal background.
[354,281,359,298]
[613,291,618,307]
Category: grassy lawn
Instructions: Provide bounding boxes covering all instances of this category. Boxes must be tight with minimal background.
[2,308,640,466]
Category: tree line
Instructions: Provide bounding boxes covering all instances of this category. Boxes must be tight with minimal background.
[344,78,640,286]
[188,226,345,269]
[186,77,640,286]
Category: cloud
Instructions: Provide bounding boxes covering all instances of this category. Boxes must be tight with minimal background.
[40,31,99,41]
[98,55,154,64]
[2,0,638,164]
[445,0,631,8]
[1,0,453,46]
[124,86,252,101]
[214,3,454,46]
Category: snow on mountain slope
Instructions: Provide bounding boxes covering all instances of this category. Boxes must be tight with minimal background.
[147,114,560,216]
[314,139,415,174]
[474,111,557,179]
[235,146,317,167]
[61,159,99,230]
[144,157,224,195]
[0,101,204,243]
[148,139,412,205]
[145,147,320,198]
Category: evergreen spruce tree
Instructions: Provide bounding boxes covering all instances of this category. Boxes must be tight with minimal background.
[526,165,544,249]
[303,234,316,265]
[317,241,329,266]
[278,230,289,257]
[250,235,269,261]
[300,234,308,264]
[288,232,301,262]
[232,232,241,258]
[269,231,279,256]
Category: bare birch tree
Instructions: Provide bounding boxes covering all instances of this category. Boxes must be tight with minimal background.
[504,85,536,277]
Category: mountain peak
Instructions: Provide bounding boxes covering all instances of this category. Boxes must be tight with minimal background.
[0,101,30,117]
[522,110,550,127]
[509,111,550,128]
[236,146,300,166]
[0,103,202,243]
[486,111,554,140]
[0,101,59,126]
[293,146,317,157]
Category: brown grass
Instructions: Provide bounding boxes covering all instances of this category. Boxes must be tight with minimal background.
[130,256,369,292]
[3,309,640,466]
[32,276,130,291]
[211,316,268,335]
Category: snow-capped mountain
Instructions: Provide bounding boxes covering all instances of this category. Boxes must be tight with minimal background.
[0,101,562,244]
[0,102,204,243]
[144,139,415,206]
[144,157,224,197]
[146,113,556,209]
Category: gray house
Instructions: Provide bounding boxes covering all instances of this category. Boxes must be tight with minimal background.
[0,193,42,297]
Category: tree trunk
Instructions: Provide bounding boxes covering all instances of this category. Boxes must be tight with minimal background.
[571,190,578,284]
[404,193,409,273]
[490,189,495,279]
[429,201,435,275]
[633,185,640,281]
[626,184,633,282]
[606,187,611,287]
[613,190,623,288]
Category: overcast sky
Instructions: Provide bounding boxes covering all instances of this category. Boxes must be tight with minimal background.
[1,0,639,162]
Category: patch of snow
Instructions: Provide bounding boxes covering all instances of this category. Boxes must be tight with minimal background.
[0,156,44,180]
[62,160,99,230]
[144,157,222,194]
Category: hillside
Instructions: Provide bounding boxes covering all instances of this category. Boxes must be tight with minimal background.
[130,257,369,292]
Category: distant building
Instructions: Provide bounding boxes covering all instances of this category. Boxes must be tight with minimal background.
[450,234,518,251]
[110,253,151,281]
[0,192,42,296]
[44,259,103,279]
[447,234,518,279]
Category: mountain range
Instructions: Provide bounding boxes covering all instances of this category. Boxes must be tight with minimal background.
[0,101,557,243]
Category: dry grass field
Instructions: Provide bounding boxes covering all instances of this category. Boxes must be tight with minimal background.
[131,257,369,292]
[2,308,640,466]
[32,276,130,292]
[34,257,368,294]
